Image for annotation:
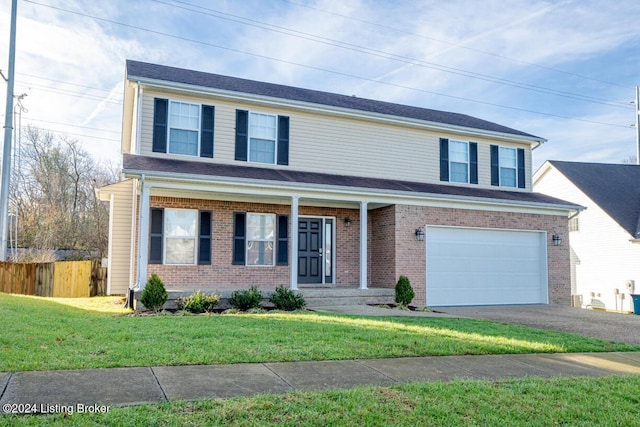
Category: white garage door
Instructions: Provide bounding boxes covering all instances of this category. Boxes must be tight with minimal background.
[426,226,548,306]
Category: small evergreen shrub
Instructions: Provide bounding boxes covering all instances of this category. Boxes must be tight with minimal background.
[229,286,263,311]
[177,290,221,313]
[140,274,168,312]
[395,275,415,306]
[269,285,306,311]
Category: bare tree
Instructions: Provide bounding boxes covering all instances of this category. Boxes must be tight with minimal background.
[10,126,118,259]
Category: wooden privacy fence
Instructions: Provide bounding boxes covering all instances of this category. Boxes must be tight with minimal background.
[0,260,107,298]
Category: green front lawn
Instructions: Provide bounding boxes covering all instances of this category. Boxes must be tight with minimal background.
[0,293,637,372]
[5,376,640,426]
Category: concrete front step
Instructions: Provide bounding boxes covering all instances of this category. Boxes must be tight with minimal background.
[299,287,395,308]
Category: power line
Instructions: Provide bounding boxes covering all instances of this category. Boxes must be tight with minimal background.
[24,0,633,129]
[155,0,631,109]
[23,123,120,142]
[282,0,632,90]
[26,117,120,134]
[15,80,122,104]
[17,71,118,94]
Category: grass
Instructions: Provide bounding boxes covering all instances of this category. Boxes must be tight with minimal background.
[4,376,640,426]
[0,293,637,372]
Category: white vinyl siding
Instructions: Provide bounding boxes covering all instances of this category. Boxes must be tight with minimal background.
[99,179,135,295]
[137,91,531,191]
[534,166,640,311]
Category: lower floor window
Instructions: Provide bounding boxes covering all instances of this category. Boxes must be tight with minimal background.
[246,213,275,266]
[164,209,197,265]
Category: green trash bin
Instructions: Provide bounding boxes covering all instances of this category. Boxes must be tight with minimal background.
[632,294,640,315]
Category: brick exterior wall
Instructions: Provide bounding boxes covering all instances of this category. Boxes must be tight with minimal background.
[391,205,570,306]
[140,196,361,291]
[134,196,569,306]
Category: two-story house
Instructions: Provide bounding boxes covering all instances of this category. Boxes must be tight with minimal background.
[98,60,580,308]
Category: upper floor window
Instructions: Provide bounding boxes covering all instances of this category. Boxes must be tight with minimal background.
[235,110,289,166]
[450,140,469,183]
[152,98,215,158]
[499,147,517,187]
[169,101,200,156]
[249,112,277,163]
[439,138,478,184]
[491,145,526,189]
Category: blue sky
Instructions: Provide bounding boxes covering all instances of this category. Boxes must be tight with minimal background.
[1,0,639,170]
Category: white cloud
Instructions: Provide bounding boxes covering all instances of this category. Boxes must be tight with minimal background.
[0,0,638,169]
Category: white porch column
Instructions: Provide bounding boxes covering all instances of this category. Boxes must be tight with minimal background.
[290,196,299,290]
[359,201,368,289]
[136,178,151,290]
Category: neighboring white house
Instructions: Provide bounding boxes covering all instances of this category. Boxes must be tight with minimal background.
[534,161,640,312]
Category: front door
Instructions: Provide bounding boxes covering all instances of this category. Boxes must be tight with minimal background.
[298,218,322,284]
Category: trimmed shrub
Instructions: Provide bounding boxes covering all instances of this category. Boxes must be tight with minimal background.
[269,285,306,311]
[229,286,263,311]
[140,274,168,312]
[394,275,414,306]
[177,290,221,314]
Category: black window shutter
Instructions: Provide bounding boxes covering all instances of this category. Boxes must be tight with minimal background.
[439,138,449,181]
[277,116,289,165]
[200,105,214,158]
[517,148,526,189]
[198,211,212,265]
[152,98,168,153]
[232,212,246,265]
[490,145,499,186]
[469,142,478,184]
[276,215,288,265]
[235,110,248,161]
[149,208,164,264]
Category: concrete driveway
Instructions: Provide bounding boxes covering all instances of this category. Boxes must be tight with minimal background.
[438,305,640,345]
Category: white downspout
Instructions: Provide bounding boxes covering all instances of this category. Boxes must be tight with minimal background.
[135,81,143,155]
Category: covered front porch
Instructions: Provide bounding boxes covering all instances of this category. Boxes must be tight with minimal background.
[132,173,394,295]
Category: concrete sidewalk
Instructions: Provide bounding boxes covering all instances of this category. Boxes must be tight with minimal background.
[2,352,640,414]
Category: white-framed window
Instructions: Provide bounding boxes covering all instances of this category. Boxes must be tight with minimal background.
[569,216,579,232]
[164,208,197,265]
[249,112,277,164]
[246,213,275,266]
[169,101,200,156]
[499,146,517,187]
[449,140,469,183]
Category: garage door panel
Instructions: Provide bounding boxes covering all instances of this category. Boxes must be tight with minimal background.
[426,227,548,306]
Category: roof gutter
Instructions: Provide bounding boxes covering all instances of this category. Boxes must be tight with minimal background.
[129,76,547,147]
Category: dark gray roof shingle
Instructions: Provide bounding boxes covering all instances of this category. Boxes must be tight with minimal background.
[126,60,541,140]
[124,154,577,208]
[550,161,640,238]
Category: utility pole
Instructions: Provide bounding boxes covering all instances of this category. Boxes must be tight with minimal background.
[636,86,640,166]
[0,0,18,261]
